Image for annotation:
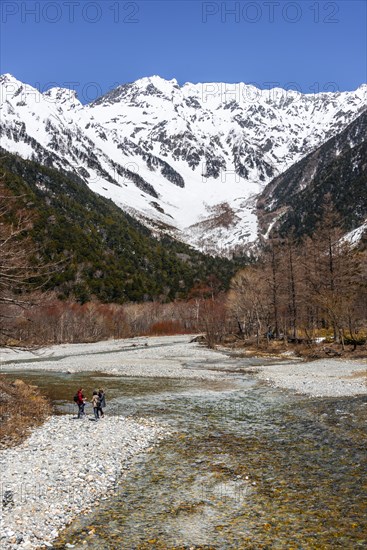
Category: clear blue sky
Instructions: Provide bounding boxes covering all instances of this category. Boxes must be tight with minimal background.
[1,0,366,102]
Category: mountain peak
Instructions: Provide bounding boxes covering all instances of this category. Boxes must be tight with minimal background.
[43,87,82,110]
[0,73,21,84]
[0,73,37,103]
[134,75,180,93]
[1,73,366,254]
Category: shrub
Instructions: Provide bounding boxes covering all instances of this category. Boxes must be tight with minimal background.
[147,320,186,335]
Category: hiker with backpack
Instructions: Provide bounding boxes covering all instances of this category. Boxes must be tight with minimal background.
[97,388,106,418]
[91,390,100,420]
[75,387,86,418]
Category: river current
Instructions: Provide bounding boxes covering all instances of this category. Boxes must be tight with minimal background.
[3,351,366,549]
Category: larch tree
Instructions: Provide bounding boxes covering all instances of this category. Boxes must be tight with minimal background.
[0,175,55,347]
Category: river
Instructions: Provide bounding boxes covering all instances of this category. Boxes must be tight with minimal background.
[2,338,366,549]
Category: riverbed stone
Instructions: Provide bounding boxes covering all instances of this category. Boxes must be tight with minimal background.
[0,415,169,549]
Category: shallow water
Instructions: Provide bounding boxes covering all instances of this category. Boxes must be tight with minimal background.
[3,361,366,549]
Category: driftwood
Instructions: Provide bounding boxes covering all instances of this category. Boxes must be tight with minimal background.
[322,347,342,357]
[190,334,207,343]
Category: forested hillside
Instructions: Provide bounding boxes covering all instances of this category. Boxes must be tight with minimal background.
[0,150,244,304]
[257,110,367,242]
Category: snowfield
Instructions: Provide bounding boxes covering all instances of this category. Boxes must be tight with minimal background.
[1,74,366,253]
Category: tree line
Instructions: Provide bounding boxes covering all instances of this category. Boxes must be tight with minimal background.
[1,154,365,352]
[227,200,367,349]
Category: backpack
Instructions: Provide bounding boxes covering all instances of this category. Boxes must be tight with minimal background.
[73,394,79,403]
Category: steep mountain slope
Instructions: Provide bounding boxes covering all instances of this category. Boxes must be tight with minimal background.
[0,150,241,303]
[1,74,366,253]
[257,109,367,241]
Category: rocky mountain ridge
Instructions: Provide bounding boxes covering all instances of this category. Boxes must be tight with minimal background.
[257,109,367,243]
[1,73,366,253]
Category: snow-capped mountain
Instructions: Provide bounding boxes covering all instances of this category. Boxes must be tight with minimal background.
[1,73,366,254]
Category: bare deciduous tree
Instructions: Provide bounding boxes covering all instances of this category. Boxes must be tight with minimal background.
[0,177,56,347]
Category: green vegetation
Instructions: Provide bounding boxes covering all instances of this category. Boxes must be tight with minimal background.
[277,140,367,239]
[0,151,245,303]
[257,110,367,242]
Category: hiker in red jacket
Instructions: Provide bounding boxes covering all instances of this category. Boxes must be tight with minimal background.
[77,388,86,418]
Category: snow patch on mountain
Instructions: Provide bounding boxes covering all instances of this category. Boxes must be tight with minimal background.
[1,74,366,254]
[342,220,367,247]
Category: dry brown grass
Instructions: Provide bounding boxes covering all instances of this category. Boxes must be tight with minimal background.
[0,376,51,449]
[220,335,367,361]
[343,370,367,380]
[221,336,295,357]
[294,342,367,360]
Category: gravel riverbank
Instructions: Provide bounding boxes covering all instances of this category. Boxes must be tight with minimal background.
[1,336,366,548]
[1,336,366,396]
[249,358,367,397]
[0,336,230,380]
[0,415,168,549]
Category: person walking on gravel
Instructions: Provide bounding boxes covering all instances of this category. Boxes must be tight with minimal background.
[98,388,106,418]
[92,390,100,420]
[76,387,86,418]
